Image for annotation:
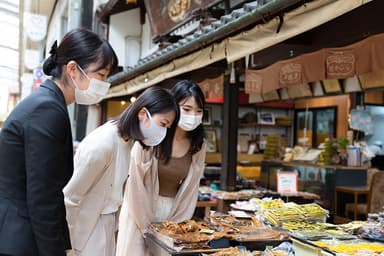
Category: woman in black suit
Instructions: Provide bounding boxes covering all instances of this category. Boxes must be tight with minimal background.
[0,28,118,256]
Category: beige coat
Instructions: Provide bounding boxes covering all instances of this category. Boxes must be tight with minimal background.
[116,141,206,256]
[64,121,133,251]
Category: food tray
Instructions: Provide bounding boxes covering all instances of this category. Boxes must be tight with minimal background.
[291,231,356,241]
[146,220,233,254]
[231,238,292,251]
[357,223,384,242]
[360,234,384,243]
[310,238,384,255]
[231,227,291,251]
[146,233,227,256]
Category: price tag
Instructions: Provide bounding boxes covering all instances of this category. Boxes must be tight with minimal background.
[277,172,298,194]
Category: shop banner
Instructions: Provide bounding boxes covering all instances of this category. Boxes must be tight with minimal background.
[198,75,224,102]
[245,33,384,95]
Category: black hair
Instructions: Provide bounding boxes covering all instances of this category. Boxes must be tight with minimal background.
[43,28,118,82]
[172,80,206,154]
[117,86,180,162]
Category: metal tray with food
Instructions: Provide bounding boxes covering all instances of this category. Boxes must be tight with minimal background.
[231,239,292,251]
[291,229,356,241]
[201,246,250,256]
[357,223,384,242]
[146,233,226,256]
[147,220,234,254]
[360,235,384,243]
[311,238,384,255]
[231,227,291,251]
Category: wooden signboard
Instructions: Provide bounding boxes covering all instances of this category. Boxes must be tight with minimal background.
[144,0,220,38]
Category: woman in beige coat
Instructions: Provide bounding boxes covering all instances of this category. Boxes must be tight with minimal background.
[116,80,207,255]
[63,87,179,256]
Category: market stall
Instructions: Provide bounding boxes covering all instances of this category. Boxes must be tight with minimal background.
[146,196,384,256]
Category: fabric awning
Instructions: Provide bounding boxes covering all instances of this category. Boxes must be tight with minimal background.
[244,33,384,95]
[226,0,372,63]
[103,0,372,100]
[106,41,226,99]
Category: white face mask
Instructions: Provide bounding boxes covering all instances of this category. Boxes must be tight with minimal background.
[178,113,202,131]
[140,109,167,146]
[71,65,111,105]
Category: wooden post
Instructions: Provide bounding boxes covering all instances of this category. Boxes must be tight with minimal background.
[220,64,238,191]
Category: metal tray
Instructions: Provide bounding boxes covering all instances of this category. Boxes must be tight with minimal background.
[359,234,384,243]
[231,238,291,251]
[146,233,228,256]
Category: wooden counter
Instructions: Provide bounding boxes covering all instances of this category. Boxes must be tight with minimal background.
[195,199,217,220]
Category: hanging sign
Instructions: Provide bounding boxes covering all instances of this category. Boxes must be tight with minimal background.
[277,172,298,194]
[198,75,224,103]
[25,13,47,41]
[245,69,263,94]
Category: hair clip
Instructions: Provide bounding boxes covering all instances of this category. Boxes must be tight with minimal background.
[49,40,58,56]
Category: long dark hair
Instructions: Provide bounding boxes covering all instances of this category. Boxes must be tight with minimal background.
[43,28,118,82]
[117,86,180,162]
[172,80,205,154]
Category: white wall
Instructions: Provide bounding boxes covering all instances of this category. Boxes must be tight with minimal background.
[109,9,141,67]
[93,0,109,13]
[45,0,69,57]
[109,10,159,67]
[141,13,158,58]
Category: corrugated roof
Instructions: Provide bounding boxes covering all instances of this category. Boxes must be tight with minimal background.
[108,0,304,86]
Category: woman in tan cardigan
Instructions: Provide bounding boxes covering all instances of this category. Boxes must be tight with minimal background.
[116,80,207,255]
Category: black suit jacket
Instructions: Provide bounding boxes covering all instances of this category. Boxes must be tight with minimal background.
[0,80,73,256]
